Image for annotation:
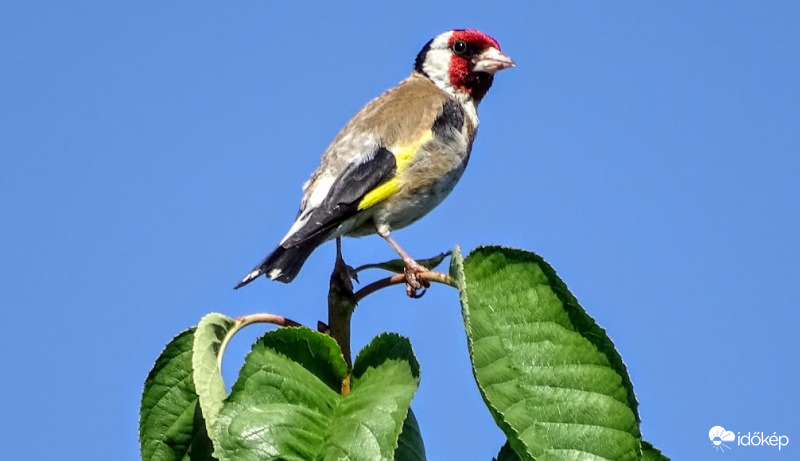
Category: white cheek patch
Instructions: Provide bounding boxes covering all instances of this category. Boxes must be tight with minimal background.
[419,31,480,129]
[421,32,455,91]
[422,33,455,96]
[423,49,452,87]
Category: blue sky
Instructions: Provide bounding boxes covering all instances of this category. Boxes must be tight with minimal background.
[1,2,798,460]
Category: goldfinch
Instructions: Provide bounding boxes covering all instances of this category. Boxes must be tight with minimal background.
[236,29,513,292]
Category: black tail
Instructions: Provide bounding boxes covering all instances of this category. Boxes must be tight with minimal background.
[234,238,322,289]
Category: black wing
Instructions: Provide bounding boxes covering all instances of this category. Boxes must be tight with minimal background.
[283,147,397,247]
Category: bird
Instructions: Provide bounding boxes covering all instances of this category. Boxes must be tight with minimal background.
[235,29,514,295]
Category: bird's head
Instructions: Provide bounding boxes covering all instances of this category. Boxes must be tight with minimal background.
[414,29,514,103]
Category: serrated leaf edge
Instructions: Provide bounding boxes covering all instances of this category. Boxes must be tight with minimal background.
[450,246,535,461]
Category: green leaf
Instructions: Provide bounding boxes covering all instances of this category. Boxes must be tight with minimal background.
[494,441,522,461]
[192,313,235,438]
[214,329,420,461]
[347,333,421,458]
[641,441,670,461]
[394,409,426,461]
[452,246,642,461]
[140,329,216,461]
[354,252,450,274]
[352,332,421,380]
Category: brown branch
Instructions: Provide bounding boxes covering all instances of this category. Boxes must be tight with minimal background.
[327,248,454,371]
[328,239,358,370]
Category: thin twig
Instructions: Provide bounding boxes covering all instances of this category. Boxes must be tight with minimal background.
[354,271,454,303]
[217,313,303,370]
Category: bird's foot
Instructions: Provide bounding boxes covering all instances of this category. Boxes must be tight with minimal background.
[404,262,431,298]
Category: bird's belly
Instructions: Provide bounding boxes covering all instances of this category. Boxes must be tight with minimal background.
[363,160,467,234]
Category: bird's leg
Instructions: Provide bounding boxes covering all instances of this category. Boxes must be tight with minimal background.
[377,227,430,298]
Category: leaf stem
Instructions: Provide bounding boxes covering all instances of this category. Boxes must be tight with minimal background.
[353,251,451,274]
[217,313,302,370]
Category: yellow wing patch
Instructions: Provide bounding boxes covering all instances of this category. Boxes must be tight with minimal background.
[357,177,400,210]
[357,130,434,211]
[393,129,434,169]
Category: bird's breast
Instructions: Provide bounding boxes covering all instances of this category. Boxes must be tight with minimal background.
[368,135,471,232]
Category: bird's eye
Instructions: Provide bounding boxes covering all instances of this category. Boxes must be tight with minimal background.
[452,40,468,56]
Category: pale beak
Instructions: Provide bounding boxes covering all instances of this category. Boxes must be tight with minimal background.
[472,47,515,74]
